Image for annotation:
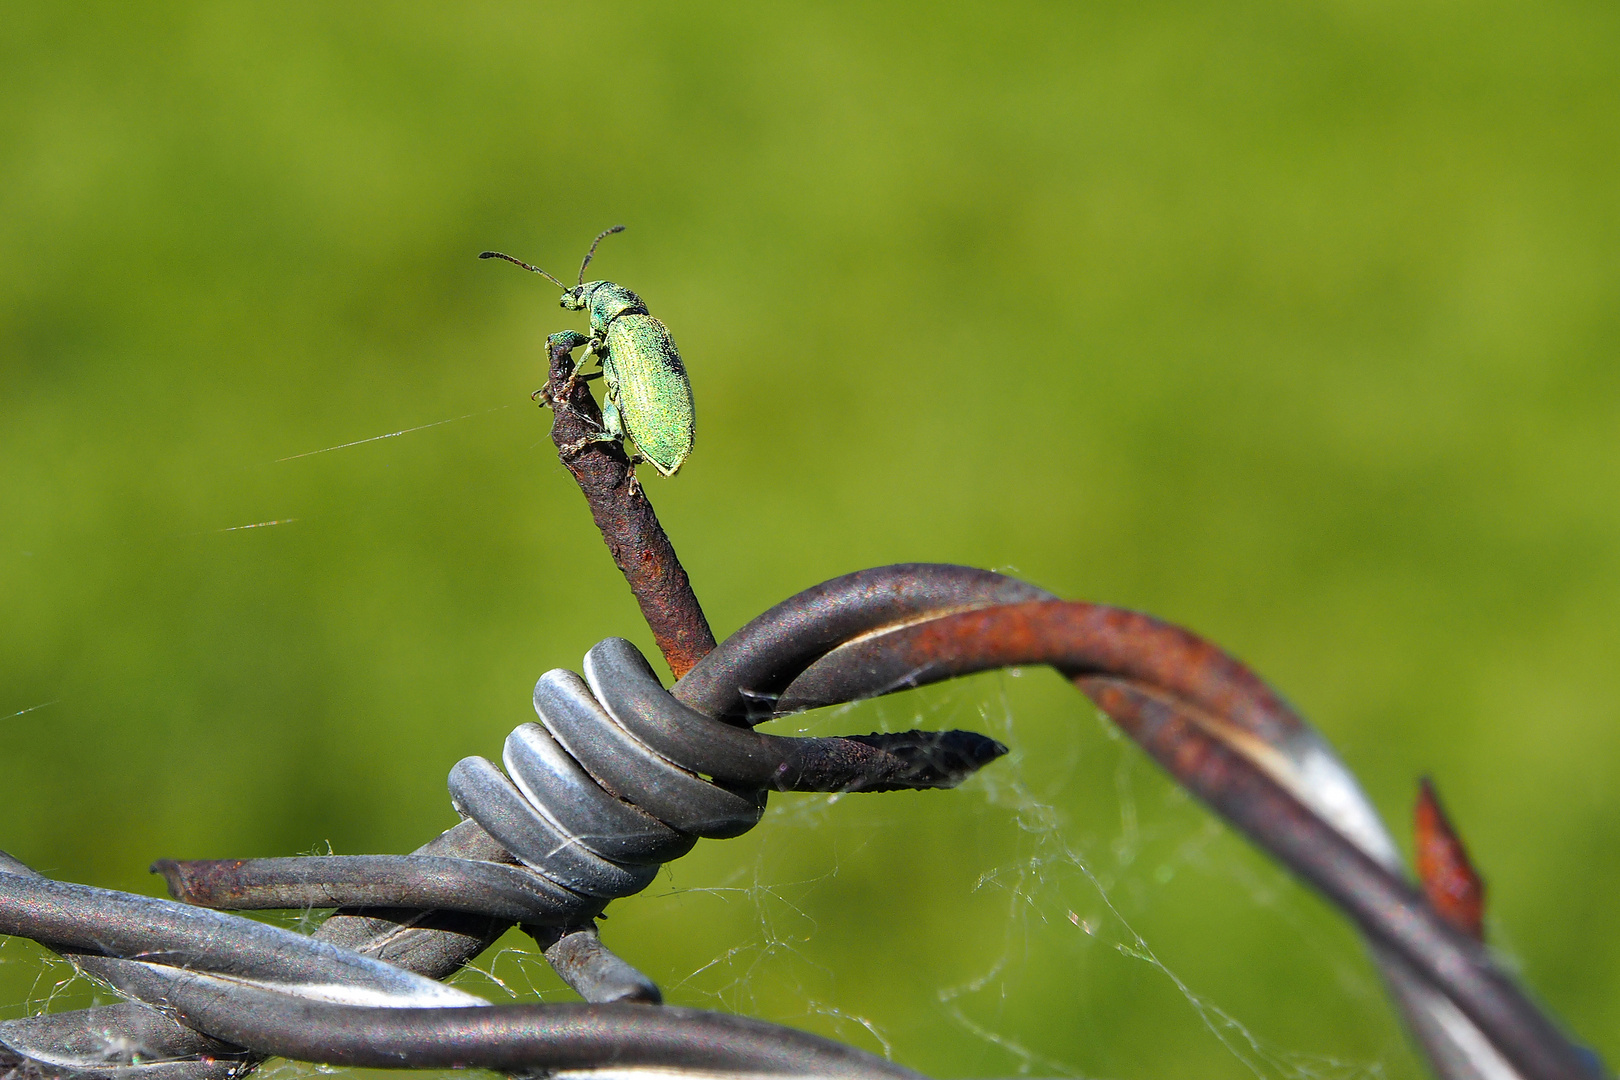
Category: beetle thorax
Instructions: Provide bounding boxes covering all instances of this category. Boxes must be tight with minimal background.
[577,280,649,333]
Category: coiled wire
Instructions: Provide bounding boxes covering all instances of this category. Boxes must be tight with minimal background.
[447,634,1006,910]
[151,634,1003,932]
[0,564,1599,1080]
[1,567,1021,1080]
[447,643,762,903]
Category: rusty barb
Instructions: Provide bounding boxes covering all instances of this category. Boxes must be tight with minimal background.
[0,341,1605,1080]
[525,351,1605,1080]
[538,331,715,678]
[1415,777,1488,942]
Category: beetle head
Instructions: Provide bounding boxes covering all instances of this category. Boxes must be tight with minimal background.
[558,287,588,312]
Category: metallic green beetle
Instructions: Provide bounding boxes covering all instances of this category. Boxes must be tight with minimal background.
[481,226,694,477]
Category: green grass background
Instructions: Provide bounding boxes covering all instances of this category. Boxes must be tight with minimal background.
[3,3,1618,1077]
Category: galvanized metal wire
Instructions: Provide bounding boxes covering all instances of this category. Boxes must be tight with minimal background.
[0,565,1603,1080]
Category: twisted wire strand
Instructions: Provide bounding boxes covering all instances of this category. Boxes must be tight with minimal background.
[677,567,1596,1080]
[0,565,1600,1080]
[160,635,1005,920]
[0,567,1022,1079]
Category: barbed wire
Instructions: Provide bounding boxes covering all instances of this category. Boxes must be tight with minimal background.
[0,334,1604,1080]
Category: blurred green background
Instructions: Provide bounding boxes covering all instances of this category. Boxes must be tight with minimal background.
[3,3,1618,1077]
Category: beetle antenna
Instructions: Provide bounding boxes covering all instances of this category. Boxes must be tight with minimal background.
[577,225,626,286]
[479,251,572,291]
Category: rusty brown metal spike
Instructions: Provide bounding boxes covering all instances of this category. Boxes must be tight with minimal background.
[1415,777,1487,941]
[541,333,716,678]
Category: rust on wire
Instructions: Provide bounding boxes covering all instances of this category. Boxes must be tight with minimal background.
[776,596,1598,1080]
[1415,777,1487,941]
[3,554,1603,1079]
[542,334,716,678]
[774,599,1306,742]
[5,235,1586,1077]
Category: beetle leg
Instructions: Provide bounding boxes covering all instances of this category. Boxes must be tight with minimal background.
[534,371,596,407]
[554,393,626,462]
[557,422,625,461]
[533,379,588,410]
[556,435,595,459]
[599,393,627,442]
[575,337,606,375]
[551,338,608,400]
[543,367,603,413]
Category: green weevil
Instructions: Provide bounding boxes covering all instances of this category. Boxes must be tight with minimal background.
[481,226,695,478]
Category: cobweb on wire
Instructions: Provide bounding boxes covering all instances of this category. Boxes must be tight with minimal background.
[0,411,1420,1080]
[599,671,1412,1080]
[0,667,1417,1080]
[0,937,100,1024]
[0,674,1419,1080]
